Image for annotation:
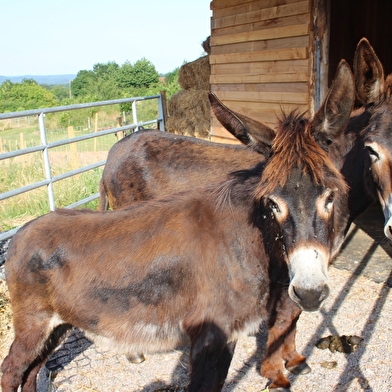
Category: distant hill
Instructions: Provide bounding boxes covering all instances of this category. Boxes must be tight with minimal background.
[0,74,76,85]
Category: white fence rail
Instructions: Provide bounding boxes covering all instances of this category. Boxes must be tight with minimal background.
[0,95,165,241]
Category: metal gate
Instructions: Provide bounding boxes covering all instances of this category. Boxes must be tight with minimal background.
[0,94,165,241]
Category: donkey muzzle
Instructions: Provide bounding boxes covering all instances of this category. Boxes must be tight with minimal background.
[288,246,330,311]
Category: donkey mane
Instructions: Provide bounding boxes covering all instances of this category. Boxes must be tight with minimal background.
[255,110,348,198]
[212,165,263,214]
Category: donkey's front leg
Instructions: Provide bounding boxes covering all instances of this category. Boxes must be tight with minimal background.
[279,293,310,375]
[261,289,309,391]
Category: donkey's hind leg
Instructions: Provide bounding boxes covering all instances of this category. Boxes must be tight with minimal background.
[187,322,236,392]
[22,323,73,392]
[1,319,72,392]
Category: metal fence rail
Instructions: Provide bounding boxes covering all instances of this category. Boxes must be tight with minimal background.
[0,94,165,241]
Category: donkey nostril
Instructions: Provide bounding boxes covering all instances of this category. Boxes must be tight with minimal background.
[292,286,302,301]
[291,284,330,311]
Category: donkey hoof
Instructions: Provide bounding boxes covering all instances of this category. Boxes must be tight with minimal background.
[126,353,146,364]
[267,388,291,392]
[286,361,311,375]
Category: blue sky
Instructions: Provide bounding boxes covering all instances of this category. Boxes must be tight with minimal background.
[1,0,211,76]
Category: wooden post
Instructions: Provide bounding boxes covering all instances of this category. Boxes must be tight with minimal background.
[19,133,25,150]
[116,116,123,140]
[67,126,79,169]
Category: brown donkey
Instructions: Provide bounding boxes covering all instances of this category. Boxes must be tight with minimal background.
[97,62,356,391]
[98,39,392,388]
[1,61,354,392]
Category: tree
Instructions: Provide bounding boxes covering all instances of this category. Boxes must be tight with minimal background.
[161,67,181,98]
[115,60,134,89]
[131,58,159,88]
[93,61,119,80]
[70,70,97,98]
[0,79,57,112]
[164,67,180,85]
[116,58,159,91]
[49,85,70,101]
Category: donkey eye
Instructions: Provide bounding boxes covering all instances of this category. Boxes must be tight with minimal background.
[268,199,281,213]
[325,190,335,212]
[366,145,380,163]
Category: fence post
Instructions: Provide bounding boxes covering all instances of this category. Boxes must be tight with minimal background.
[132,100,138,132]
[158,91,167,131]
[116,116,124,140]
[19,133,25,150]
[39,113,56,211]
[67,126,79,169]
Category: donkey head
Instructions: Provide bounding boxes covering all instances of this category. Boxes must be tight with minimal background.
[354,37,392,240]
[209,60,354,311]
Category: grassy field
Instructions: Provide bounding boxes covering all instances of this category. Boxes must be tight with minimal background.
[0,155,105,232]
[0,112,121,153]
[0,100,161,233]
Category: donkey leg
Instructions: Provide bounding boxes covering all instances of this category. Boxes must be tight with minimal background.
[187,323,235,392]
[282,315,311,375]
[21,324,73,392]
[261,291,311,391]
[1,321,71,392]
[261,290,304,391]
[279,296,310,375]
[2,336,46,392]
[260,320,291,391]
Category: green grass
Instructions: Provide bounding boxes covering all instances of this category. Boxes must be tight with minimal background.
[0,154,104,232]
[0,100,161,232]
[0,123,118,153]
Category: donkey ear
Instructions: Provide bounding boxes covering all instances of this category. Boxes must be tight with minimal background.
[311,60,355,151]
[208,92,275,156]
[353,37,385,105]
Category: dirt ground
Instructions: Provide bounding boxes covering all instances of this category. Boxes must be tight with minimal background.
[1,202,392,391]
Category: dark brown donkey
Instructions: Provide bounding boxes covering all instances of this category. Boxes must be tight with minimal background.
[98,39,392,388]
[1,61,354,392]
[97,63,357,391]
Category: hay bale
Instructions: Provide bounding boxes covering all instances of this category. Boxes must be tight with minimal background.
[167,89,210,138]
[202,36,211,55]
[178,56,210,90]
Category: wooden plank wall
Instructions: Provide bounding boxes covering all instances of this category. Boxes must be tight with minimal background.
[210,0,311,142]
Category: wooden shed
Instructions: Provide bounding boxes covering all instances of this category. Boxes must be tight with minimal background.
[209,0,392,142]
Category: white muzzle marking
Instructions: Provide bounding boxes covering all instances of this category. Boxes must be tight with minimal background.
[288,246,329,311]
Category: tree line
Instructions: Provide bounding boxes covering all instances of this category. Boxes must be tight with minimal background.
[0,58,180,113]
